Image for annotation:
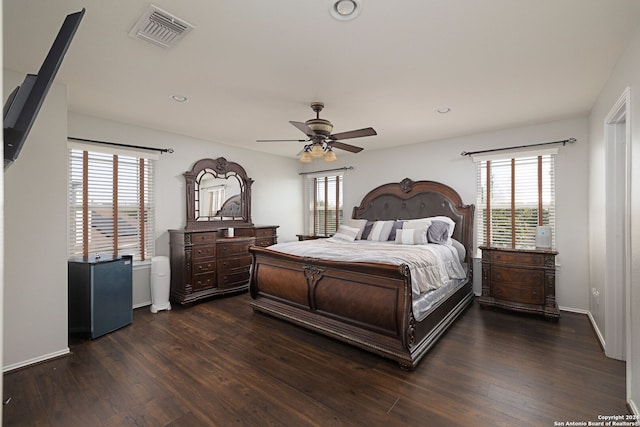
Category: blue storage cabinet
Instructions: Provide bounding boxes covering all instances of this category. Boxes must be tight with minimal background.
[68,255,133,339]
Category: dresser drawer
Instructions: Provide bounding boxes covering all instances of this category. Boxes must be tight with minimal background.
[192,232,218,244]
[218,254,252,271]
[192,245,215,260]
[192,273,216,291]
[217,239,253,257]
[193,260,215,275]
[218,269,251,289]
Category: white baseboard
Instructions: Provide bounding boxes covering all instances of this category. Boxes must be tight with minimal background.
[558,305,589,315]
[133,301,152,309]
[629,398,639,416]
[585,311,607,351]
[3,348,70,373]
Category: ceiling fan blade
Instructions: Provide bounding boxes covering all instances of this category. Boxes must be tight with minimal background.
[329,127,377,141]
[256,139,308,143]
[330,141,364,153]
[290,121,316,137]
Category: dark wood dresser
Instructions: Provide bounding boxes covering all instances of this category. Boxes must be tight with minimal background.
[169,225,278,305]
[478,246,560,320]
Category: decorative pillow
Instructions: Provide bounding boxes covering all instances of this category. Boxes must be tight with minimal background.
[366,220,395,241]
[402,218,433,230]
[344,218,368,240]
[395,228,428,245]
[427,220,450,244]
[360,221,374,240]
[427,216,456,237]
[388,220,406,241]
[329,224,360,242]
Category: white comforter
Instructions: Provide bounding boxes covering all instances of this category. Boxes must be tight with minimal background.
[266,239,467,296]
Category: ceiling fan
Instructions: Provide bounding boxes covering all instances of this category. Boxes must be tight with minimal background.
[257,102,377,162]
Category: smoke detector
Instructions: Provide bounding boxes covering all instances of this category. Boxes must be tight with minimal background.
[129,4,194,48]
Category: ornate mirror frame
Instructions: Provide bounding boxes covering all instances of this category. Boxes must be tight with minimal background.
[184,157,253,230]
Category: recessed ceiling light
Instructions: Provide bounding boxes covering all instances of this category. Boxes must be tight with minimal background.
[329,0,361,21]
[171,95,188,103]
[437,107,451,114]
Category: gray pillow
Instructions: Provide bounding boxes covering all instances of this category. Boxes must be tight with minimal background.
[360,221,374,240]
[427,220,450,244]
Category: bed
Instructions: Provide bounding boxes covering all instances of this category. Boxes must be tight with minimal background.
[249,178,474,369]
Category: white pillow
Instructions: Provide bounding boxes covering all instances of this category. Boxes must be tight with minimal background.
[344,218,368,240]
[402,218,433,230]
[366,220,394,241]
[395,228,428,245]
[329,224,360,242]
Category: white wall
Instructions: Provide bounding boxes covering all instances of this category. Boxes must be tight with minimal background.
[3,70,70,370]
[68,112,302,306]
[306,117,590,310]
[588,25,640,414]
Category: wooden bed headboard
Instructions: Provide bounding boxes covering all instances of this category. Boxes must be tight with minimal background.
[352,178,475,264]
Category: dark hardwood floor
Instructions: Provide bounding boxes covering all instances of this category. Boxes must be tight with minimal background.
[3,294,627,426]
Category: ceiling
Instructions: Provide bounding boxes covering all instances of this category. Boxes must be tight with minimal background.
[4,0,640,158]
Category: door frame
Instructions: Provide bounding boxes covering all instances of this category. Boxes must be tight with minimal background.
[604,87,631,362]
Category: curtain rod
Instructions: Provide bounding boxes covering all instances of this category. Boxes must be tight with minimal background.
[299,166,354,175]
[68,137,174,154]
[460,137,576,157]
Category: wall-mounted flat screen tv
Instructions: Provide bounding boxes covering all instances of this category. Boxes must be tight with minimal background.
[3,8,85,170]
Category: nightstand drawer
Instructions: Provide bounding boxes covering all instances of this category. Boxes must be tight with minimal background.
[255,237,276,247]
[491,280,544,305]
[490,266,544,287]
[255,227,276,239]
[484,250,545,267]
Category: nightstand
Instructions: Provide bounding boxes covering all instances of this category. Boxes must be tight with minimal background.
[478,246,560,320]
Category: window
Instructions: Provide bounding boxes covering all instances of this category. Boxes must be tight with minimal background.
[305,172,343,236]
[475,151,555,250]
[68,146,155,261]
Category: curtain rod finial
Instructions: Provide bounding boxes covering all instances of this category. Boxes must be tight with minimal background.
[460,151,469,156]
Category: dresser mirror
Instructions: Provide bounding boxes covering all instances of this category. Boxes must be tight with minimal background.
[184,157,253,229]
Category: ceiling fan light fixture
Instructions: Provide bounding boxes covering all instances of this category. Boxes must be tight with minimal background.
[310,144,325,158]
[299,151,312,163]
[330,0,361,21]
[323,149,337,162]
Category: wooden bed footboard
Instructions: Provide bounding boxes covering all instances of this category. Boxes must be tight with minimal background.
[249,246,473,369]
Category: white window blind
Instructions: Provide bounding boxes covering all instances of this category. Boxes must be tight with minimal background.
[476,153,555,250]
[306,173,343,236]
[68,148,155,261]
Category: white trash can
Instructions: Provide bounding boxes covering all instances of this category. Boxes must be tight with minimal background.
[150,256,171,313]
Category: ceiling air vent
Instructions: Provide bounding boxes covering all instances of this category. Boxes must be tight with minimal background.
[129,4,194,48]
